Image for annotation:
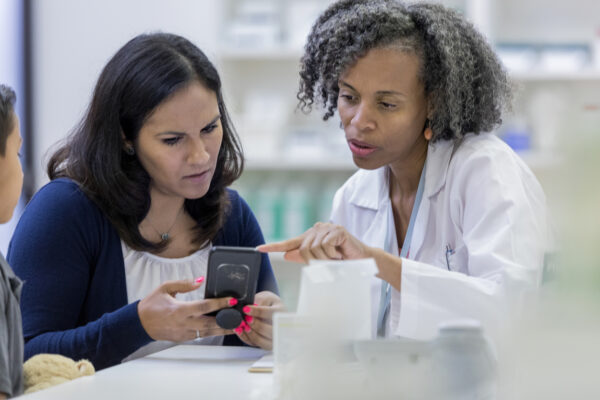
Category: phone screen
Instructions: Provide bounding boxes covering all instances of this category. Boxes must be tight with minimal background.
[204,246,261,305]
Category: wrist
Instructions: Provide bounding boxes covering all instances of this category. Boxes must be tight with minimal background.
[136,299,154,340]
[364,244,377,259]
[370,247,402,291]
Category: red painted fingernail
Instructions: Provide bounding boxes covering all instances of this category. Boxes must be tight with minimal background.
[245,315,253,324]
[195,276,204,283]
[243,306,251,314]
[234,326,243,334]
[229,298,238,306]
[253,303,257,306]
[242,321,251,332]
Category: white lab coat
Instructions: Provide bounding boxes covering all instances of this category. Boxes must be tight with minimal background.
[330,133,547,340]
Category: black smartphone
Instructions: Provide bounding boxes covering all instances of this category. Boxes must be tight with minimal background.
[204,246,261,302]
[204,246,261,329]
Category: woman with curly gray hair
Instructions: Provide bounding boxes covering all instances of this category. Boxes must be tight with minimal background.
[260,0,547,340]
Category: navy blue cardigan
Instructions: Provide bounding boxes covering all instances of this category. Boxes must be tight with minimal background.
[8,178,278,370]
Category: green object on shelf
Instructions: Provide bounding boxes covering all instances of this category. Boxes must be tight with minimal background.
[282,183,314,239]
[253,181,284,243]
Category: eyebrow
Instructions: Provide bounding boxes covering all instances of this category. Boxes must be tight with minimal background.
[155,114,221,136]
[338,80,406,97]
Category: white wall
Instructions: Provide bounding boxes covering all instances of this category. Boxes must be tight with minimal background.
[0,0,24,254]
[31,0,222,189]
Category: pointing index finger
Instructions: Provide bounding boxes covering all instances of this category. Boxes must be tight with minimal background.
[256,236,304,253]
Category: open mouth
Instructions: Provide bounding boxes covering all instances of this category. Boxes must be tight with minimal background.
[183,170,210,182]
[348,139,377,157]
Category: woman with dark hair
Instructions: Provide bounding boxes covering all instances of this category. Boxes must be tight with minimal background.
[8,33,281,370]
[260,0,547,340]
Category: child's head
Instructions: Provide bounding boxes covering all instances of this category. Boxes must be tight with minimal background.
[0,84,23,223]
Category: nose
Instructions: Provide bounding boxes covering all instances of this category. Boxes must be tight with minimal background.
[350,102,376,131]
[187,137,210,165]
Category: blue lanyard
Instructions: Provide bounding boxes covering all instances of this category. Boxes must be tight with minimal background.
[376,164,426,337]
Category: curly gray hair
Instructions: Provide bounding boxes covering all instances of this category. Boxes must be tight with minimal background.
[298,0,512,141]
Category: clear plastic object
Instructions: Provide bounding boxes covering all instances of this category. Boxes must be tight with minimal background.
[433,319,497,400]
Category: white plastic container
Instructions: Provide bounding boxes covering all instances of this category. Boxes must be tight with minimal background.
[433,320,497,400]
[353,338,434,399]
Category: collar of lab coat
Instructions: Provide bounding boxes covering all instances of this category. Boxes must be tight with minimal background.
[348,139,456,211]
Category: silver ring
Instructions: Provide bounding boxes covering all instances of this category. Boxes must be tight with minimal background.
[196,330,200,339]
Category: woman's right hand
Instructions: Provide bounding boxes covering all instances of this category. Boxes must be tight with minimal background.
[137,279,234,342]
[257,222,373,263]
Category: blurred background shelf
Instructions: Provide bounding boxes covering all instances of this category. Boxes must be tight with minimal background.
[510,70,600,81]
[244,151,561,171]
[245,156,356,171]
[219,46,303,61]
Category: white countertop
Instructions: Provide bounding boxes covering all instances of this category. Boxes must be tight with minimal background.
[20,346,274,399]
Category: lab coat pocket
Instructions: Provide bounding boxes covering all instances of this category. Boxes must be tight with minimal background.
[441,244,467,273]
[443,244,456,271]
[443,244,469,274]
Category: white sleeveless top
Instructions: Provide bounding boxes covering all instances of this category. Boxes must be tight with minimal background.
[121,241,224,362]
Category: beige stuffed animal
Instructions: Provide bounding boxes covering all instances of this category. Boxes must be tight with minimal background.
[23,354,95,394]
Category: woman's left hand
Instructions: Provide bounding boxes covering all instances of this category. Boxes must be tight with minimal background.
[235,291,285,350]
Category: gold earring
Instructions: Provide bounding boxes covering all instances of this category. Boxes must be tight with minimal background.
[424,127,433,140]
[424,119,433,140]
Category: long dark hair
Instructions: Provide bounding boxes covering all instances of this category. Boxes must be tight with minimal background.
[48,33,244,251]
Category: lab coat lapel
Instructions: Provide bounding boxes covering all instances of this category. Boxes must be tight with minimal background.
[350,167,390,249]
[410,140,454,259]
[363,203,391,249]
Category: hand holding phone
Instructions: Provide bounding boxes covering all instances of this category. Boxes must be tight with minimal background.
[204,246,261,330]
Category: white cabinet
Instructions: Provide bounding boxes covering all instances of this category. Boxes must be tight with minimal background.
[217,0,351,243]
[489,0,600,188]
